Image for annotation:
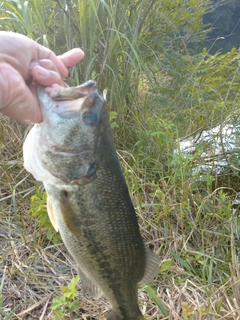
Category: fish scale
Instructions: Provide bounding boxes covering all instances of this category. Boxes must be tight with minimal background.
[23,80,159,320]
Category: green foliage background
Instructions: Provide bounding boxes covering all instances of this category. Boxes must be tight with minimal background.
[1,0,240,318]
[1,0,239,135]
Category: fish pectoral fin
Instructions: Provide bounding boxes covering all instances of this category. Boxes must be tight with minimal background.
[77,267,102,300]
[59,191,81,235]
[140,245,159,285]
[47,197,59,232]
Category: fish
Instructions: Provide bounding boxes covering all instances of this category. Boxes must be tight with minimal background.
[23,80,159,320]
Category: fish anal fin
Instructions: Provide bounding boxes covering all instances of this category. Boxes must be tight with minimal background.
[77,267,102,300]
[89,282,102,300]
[47,197,59,232]
[140,245,159,285]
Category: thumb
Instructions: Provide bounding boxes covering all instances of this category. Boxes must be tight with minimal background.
[0,63,43,124]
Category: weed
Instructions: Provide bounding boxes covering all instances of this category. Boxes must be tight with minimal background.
[29,184,61,243]
[51,275,80,320]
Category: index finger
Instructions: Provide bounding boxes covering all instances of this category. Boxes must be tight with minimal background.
[58,48,85,69]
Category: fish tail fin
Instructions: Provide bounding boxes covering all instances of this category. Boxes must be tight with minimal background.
[105,309,143,320]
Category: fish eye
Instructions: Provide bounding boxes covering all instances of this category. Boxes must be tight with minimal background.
[84,112,98,125]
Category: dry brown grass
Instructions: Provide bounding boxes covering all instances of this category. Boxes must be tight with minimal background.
[1,116,240,320]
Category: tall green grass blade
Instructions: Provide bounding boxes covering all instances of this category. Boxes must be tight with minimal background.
[144,285,169,317]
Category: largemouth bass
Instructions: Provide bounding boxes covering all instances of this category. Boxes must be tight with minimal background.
[23,81,159,320]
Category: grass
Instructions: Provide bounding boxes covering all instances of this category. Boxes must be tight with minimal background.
[0,0,240,318]
[1,112,240,319]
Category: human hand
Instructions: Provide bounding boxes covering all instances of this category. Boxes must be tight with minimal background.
[0,32,84,123]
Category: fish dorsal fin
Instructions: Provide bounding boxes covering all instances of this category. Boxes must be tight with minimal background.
[140,245,159,285]
[47,197,59,232]
[77,267,102,300]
